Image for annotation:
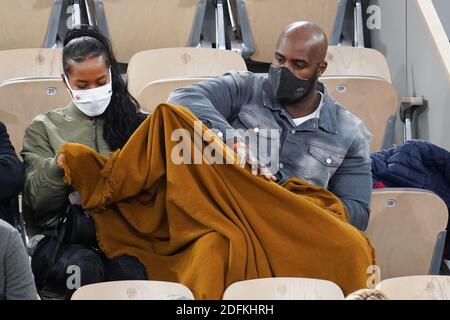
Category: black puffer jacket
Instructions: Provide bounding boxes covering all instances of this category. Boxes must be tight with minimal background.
[371,139,450,208]
[0,122,24,225]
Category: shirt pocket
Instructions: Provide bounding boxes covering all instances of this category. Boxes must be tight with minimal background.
[238,111,278,133]
[303,143,346,188]
[237,111,281,171]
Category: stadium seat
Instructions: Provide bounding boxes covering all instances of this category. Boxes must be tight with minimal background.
[0,0,61,50]
[366,188,448,280]
[323,46,392,83]
[222,277,345,300]
[0,78,70,154]
[320,76,398,152]
[233,0,341,62]
[127,47,247,99]
[138,77,213,113]
[0,48,62,84]
[71,280,195,300]
[92,0,208,63]
[375,276,450,300]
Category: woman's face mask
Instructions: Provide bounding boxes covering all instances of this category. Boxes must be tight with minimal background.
[64,69,113,117]
[268,65,318,104]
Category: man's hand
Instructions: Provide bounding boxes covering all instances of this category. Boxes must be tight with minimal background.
[233,142,277,181]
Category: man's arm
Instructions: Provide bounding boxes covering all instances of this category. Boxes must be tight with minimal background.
[0,122,24,201]
[21,119,69,228]
[168,72,248,141]
[328,124,373,231]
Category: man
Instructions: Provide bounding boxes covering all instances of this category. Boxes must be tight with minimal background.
[168,21,373,231]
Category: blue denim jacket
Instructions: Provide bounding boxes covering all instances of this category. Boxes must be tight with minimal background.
[168,71,373,230]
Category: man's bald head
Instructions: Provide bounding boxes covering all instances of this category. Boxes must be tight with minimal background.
[272,21,328,83]
[276,21,328,62]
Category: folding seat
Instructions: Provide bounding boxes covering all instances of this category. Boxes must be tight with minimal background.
[323,46,392,83]
[71,280,195,300]
[0,76,69,245]
[0,78,70,154]
[320,76,398,152]
[222,277,345,300]
[231,0,344,62]
[375,276,450,300]
[319,45,397,152]
[137,77,214,114]
[89,0,208,63]
[127,47,247,112]
[0,48,62,84]
[0,0,62,50]
[365,189,448,280]
[127,47,247,99]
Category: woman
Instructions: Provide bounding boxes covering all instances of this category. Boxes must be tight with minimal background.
[21,26,147,299]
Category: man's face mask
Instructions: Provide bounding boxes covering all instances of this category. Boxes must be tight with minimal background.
[64,69,113,117]
[268,65,318,104]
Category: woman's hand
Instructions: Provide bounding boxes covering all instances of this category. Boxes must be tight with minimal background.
[55,152,65,169]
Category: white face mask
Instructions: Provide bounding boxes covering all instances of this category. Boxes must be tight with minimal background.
[64,69,113,117]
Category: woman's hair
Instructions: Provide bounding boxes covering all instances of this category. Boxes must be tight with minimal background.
[63,25,147,151]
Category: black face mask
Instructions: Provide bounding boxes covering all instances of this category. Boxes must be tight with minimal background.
[268,65,318,104]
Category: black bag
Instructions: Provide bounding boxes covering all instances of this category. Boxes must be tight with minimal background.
[31,237,104,299]
[31,204,99,298]
[61,204,97,246]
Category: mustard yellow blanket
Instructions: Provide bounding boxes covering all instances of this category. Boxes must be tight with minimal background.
[60,103,375,299]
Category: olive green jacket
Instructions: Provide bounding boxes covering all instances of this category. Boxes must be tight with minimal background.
[21,103,112,229]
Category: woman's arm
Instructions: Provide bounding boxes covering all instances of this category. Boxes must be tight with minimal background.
[21,119,69,228]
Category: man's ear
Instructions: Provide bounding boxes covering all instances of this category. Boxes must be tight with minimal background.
[317,61,328,77]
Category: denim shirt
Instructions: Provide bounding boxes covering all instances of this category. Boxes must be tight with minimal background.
[168,71,373,230]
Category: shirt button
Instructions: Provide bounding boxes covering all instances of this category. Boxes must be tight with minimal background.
[326,158,332,164]
[253,127,259,133]
[217,131,223,138]
[291,129,296,134]
[279,163,284,168]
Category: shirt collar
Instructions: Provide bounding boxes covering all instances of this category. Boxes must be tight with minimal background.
[316,81,338,134]
[64,102,98,122]
[262,77,338,134]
